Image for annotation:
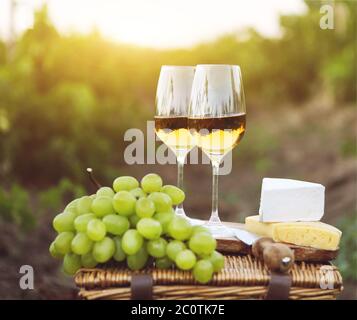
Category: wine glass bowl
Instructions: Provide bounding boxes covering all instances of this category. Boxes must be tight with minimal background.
[155,66,195,159]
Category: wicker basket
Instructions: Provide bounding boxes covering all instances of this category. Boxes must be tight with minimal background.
[75,255,343,300]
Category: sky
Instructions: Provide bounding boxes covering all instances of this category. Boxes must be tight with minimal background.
[0,0,307,48]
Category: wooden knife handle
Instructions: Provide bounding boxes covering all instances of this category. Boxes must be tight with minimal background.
[252,237,294,273]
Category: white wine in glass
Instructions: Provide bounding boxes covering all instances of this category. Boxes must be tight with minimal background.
[188,115,246,156]
[155,116,194,156]
[155,66,195,218]
[188,65,246,237]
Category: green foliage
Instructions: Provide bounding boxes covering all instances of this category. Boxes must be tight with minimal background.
[335,213,357,281]
[38,178,86,213]
[0,41,6,65]
[235,125,278,163]
[0,178,85,231]
[0,3,355,188]
[0,184,35,230]
[340,137,357,158]
[322,2,357,102]
[324,44,356,102]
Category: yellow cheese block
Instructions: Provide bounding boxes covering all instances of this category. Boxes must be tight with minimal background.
[245,215,341,250]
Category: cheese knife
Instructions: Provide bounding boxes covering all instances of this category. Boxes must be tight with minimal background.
[230,226,294,273]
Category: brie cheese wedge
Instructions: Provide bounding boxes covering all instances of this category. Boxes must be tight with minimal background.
[259,178,325,222]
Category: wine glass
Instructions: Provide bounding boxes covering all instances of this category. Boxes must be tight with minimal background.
[188,65,246,237]
[155,66,195,218]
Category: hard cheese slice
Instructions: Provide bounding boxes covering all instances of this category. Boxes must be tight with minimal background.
[245,215,341,250]
[259,178,325,222]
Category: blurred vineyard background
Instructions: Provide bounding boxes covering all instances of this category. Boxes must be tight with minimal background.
[0,1,356,299]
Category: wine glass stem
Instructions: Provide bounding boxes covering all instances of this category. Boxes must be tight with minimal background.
[175,154,186,216]
[209,160,221,225]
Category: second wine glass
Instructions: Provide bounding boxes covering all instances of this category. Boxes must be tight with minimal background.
[188,64,246,237]
[155,66,195,218]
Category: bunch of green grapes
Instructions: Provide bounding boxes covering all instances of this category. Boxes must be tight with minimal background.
[49,173,224,284]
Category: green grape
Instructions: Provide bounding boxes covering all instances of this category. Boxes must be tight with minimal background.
[91,196,115,217]
[130,187,146,199]
[64,199,79,215]
[89,194,96,200]
[65,198,78,208]
[74,213,95,232]
[92,237,115,263]
[121,229,144,255]
[207,251,225,272]
[193,260,214,284]
[113,176,139,192]
[147,238,167,258]
[76,196,93,215]
[175,249,197,270]
[113,236,126,262]
[135,197,155,218]
[141,173,163,193]
[166,240,186,261]
[155,256,173,269]
[103,214,129,236]
[137,218,162,240]
[188,232,216,256]
[63,253,82,275]
[63,207,79,218]
[192,225,210,235]
[153,210,174,234]
[129,214,140,228]
[161,185,185,205]
[81,252,98,268]
[113,191,136,216]
[54,232,74,255]
[96,186,115,198]
[168,216,192,241]
[86,219,106,241]
[147,192,172,212]
[53,211,76,233]
[127,247,149,270]
[49,241,64,259]
[71,232,93,255]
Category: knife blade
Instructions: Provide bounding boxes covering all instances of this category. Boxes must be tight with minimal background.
[230,227,261,245]
[189,218,262,245]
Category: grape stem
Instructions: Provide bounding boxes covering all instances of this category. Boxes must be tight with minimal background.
[86,168,102,189]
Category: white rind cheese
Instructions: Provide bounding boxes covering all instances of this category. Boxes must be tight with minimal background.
[259,178,325,222]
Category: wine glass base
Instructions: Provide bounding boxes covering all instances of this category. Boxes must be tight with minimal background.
[204,222,235,238]
[188,218,205,226]
[175,208,205,226]
[175,207,187,218]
